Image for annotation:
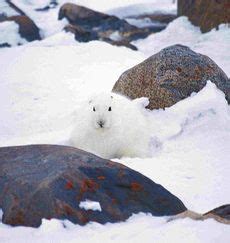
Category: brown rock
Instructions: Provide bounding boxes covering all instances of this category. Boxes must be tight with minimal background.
[178,0,230,33]
[102,38,138,51]
[112,45,230,109]
[58,3,173,50]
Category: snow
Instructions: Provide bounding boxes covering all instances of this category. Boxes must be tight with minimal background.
[0,0,230,242]
[0,40,144,146]
[125,17,166,28]
[0,21,27,46]
[134,16,230,76]
[0,1,19,16]
[11,0,68,38]
[79,200,102,211]
[0,214,230,243]
[57,0,177,15]
[0,210,2,221]
[114,82,230,213]
[107,1,177,18]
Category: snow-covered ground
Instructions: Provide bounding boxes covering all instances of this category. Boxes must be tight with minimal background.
[0,0,230,242]
[0,214,229,243]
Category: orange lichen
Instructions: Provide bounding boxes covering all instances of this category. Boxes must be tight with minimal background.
[65,180,74,190]
[130,182,143,192]
[80,179,99,193]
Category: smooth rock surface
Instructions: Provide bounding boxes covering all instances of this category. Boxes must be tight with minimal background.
[0,144,187,227]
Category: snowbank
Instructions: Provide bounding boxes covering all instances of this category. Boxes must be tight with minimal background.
[58,0,176,15]
[0,41,144,146]
[134,16,230,76]
[107,0,177,18]
[0,213,229,243]
[115,82,230,213]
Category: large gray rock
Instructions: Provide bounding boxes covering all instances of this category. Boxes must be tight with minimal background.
[112,45,230,109]
[0,145,187,227]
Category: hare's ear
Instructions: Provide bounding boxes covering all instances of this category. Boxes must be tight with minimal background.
[89,99,92,104]
[111,96,113,99]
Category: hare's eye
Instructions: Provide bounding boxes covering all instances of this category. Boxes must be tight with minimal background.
[93,107,96,112]
[108,107,112,111]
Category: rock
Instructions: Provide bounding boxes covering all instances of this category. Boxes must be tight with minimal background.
[35,1,58,12]
[178,0,230,33]
[0,144,186,227]
[58,3,135,33]
[176,205,230,225]
[0,15,41,42]
[59,3,139,49]
[102,38,138,51]
[203,204,230,222]
[58,3,172,50]
[112,44,230,109]
[64,24,98,42]
[0,43,10,48]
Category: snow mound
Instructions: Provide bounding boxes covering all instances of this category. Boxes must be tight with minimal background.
[134,16,230,76]
[107,1,177,18]
[115,81,230,213]
[79,200,102,212]
[0,41,144,147]
[0,213,230,243]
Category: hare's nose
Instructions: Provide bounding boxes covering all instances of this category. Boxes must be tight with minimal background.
[98,120,105,128]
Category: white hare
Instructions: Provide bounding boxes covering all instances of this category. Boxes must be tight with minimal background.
[70,92,156,159]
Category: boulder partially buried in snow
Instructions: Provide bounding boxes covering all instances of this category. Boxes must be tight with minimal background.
[0,145,186,227]
[58,3,158,49]
[112,44,230,109]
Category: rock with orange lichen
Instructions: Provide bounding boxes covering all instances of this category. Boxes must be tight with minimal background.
[112,45,230,109]
[0,144,186,227]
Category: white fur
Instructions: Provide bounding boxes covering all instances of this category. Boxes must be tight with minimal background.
[70,92,154,159]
